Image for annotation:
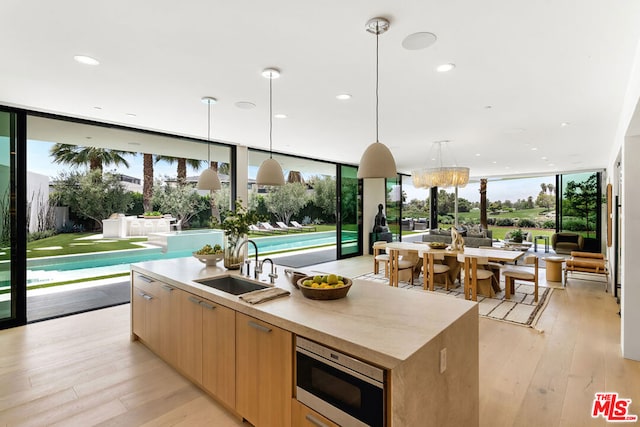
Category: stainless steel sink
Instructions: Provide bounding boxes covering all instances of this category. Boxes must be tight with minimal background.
[194,276,269,295]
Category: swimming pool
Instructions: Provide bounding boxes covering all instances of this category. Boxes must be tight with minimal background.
[15,230,357,286]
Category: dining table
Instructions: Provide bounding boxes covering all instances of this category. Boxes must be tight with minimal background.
[384,241,526,292]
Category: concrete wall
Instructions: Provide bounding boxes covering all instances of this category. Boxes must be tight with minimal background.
[608,38,640,361]
[621,135,640,360]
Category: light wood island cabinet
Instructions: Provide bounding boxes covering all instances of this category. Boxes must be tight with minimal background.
[202,297,236,410]
[131,259,479,427]
[236,312,292,427]
[131,274,162,353]
[291,399,340,427]
[131,272,238,414]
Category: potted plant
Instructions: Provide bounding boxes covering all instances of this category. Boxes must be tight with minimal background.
[509,228,524,243]
[210,201,261,269]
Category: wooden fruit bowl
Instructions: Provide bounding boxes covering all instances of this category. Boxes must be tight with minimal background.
[427,242,448,249]
[296,276,352,300]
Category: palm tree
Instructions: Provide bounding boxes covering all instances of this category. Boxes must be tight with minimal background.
[143,153,154,212]
[155,156,206,185]
[50,144,132,171]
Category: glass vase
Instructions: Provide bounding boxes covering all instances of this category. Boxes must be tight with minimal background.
[224,233,246,270]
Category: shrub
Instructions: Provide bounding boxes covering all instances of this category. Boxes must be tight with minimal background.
[563,219,588,231]
[496,218,514,226]
[27,229,58,242]
[439,215,452,224]
[517,218,537,228]
[542,220,556,229]
[487,217,496,225]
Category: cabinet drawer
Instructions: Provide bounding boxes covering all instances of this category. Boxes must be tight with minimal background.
[292,399,340,427]
[133,272,177,296]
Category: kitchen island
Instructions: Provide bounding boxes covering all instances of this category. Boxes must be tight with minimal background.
[131,257,478,427]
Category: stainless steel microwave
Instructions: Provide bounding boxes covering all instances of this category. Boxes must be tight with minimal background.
[295,336,386,427]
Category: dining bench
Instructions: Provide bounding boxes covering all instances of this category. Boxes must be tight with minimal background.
[564,251,609,291]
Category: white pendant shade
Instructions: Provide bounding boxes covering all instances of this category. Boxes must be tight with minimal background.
[357,141,397,179]
[256,158,285,186]
[197,167,222,191]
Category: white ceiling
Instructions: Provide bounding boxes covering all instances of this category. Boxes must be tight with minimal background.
[3,0,640,179]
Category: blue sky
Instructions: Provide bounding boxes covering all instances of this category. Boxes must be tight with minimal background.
[28,139,553,203]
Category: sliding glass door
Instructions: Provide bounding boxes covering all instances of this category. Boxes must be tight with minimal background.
[559,171,602,252]
[337,165,361,258]
[0,110,25,328]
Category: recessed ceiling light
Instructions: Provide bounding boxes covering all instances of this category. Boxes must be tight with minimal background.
[436,63,455,73]
[126,113,137,117]
[541,156,548,160]
[549,163,555,167]
[74,55,100,65]
[561,122,570,127]
[235,101,256,110]
[274,113,287,119]
[93,106,102,110]
[475,153,481,156]
[484,105,492,109]
[402,32,437,50]
[492,161,497,164]
[531,147,538,151]
[336,94,352,100]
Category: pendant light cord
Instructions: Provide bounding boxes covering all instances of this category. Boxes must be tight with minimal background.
[375,23,379,143]
[206,100,211,165]
[269,73,273,159]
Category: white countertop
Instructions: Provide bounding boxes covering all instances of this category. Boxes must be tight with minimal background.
[131,256,477,369]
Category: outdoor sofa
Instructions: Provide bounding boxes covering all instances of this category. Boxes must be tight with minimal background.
[422,227,493,248]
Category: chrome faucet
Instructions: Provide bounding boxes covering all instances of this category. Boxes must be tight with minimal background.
[260,258,278,284]
[235,239,260,279]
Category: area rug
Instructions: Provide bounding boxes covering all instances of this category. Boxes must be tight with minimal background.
[356,272,553,329]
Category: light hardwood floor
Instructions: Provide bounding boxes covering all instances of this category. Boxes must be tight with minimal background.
[1,256,638,426]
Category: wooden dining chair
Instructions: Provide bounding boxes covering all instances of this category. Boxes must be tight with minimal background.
[389,249,416,287]
[502,255,539,302]
[422,251,451,291]
[457,254,493,301]
[372,241,390,277]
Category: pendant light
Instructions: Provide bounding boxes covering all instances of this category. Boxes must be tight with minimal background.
[197,96,222,191]
[357,17,397,179]
[256,68,285,186]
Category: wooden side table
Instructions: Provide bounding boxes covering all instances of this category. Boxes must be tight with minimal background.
[545,256,565,284]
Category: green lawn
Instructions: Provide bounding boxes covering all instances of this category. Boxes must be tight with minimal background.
[0,233,148,261]
[1,226,341,261]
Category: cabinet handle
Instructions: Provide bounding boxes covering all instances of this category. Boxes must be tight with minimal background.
[305,414,329,427]
[137,290,153,300]
[137,275,153,283]
[248,321,271,333]
[200,301,216,310]
[188,296,201,305]
[161,284,174,292]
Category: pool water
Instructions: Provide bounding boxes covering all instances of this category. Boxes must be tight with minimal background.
[11,230,358,287]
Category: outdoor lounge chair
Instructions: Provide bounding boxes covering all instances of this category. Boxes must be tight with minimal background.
[290,220,316,231]
[260,222,286,234]
[249,224,276,235]
[276,221,301,232]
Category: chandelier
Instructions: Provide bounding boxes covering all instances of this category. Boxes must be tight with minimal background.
[412,141,469,188]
